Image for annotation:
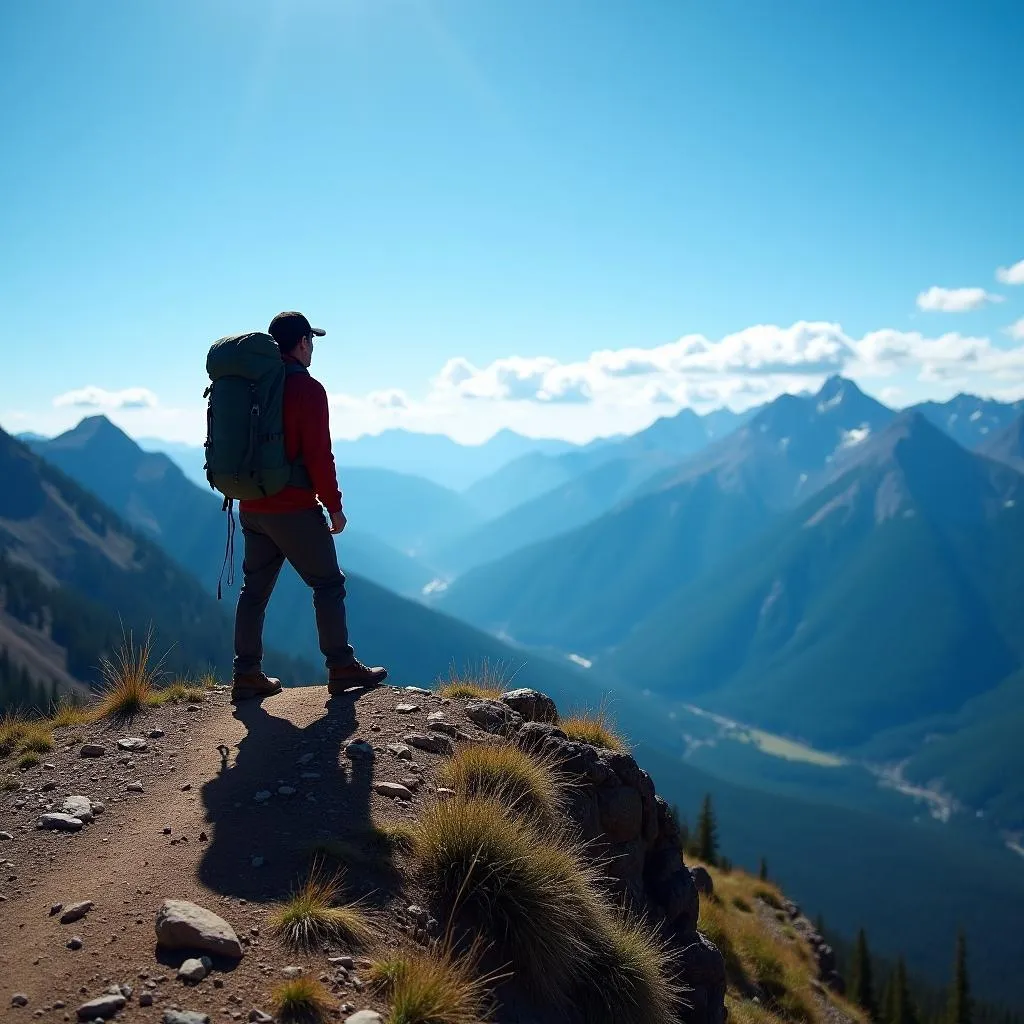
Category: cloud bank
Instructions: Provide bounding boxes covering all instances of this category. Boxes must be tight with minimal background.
[916,286,1003,312]
[52,386,159,410]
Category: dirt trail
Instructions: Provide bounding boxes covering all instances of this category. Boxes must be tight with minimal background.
[0,684,453,1022]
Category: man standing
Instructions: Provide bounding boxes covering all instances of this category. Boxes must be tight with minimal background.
[230,311,388,701]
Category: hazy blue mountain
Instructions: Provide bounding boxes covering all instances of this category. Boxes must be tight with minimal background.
[463,404,757,521]
[910,393,1024,449]
[977,412,1024,471]
[23,421,604,706]
[31,418,461,593]
[0,425,317,707]
[609,413,1024,759]
[433,377,893,644]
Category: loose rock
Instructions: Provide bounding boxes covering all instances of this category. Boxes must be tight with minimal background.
[464,699,523,735]
[248,1013,273,1024]
[79,744,106,758]
[345,741,373,759]
[75,994,125,1020]
[403,733,453,756]
[11,994,29,1007]
[385,743,412,760]
[253,791,271,803]
[501,688,560,724]
[163,1012,211,1024]
[394,703,419,714]
[60,901,95,924]
[117,737,148,752]
[67,936,84,950]
[61,797,94,823]
[178,956,212,982]
[344,1013,383,1024]
[374,782,413,801]
[37,813,83,833]
[0,831,13,840]
[155,900,244,959]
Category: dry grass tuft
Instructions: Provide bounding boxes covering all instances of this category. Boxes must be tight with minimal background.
[17,752,41,769]
[407,794,606,1005]
[269,862,373,952]
[438,742,565,822]
[435,658,520,700]
[48,697,92,729]
[92,629,165,720]
[560,700,628,752]
[313,819,415,869]
[271,977,334,1023]
[370,940,497,1024]
[0,711,29,757]
[577,911,683,1024]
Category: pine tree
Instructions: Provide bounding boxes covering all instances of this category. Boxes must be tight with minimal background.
[759,856,768,881]
[695,793,719,865]
[889,957,917,1024]
[946,929,971,1024]
[850,927,878,1021]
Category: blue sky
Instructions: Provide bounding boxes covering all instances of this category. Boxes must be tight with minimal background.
[1,0,1022,443]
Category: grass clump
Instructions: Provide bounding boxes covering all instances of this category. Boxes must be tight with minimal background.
[407,794,606,1005]
[576,912,683,1024]
[48,697,91,729]
[271,977,334,1023]
[435,658,518,700]
[370,942,495,1024]
[313,819,415,869]
[0,712,54,760]
[150,681,207,705]
[269,862,372,952]
[0,711,29,757]
[438,742,564,822]
[92,629,165,721]
[560,702,628,752]
[17,752,41,769]
[732,896,752,913]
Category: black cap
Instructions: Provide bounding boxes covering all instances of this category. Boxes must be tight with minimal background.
[268,311,326,348]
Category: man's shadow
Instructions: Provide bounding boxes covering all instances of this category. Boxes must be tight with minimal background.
[196,690,395,909]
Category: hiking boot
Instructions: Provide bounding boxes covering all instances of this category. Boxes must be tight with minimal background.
[328,660,388,695]
[231,671,283,701]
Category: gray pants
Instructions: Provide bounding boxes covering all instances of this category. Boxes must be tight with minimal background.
[233,506,355,676]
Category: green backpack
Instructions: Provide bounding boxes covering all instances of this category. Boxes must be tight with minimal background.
[203,332,312,501]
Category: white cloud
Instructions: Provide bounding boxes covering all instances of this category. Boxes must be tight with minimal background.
[1006,318,1024,341]
[996,260,1024,285]
[52,386,159,410]
[916,286,1004,312]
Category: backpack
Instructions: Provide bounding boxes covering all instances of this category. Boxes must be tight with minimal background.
[203,332,312,501]
[203,332,313,598]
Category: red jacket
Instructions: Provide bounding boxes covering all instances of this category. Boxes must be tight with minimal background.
[239,356,343,515]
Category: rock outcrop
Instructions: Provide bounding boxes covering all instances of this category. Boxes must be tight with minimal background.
[497,694,727,1024]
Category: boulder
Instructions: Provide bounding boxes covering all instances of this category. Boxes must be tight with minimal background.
[79,744,105,758]
[464,699,523,735]
[155,900,243,958]
[178,956,213,982]
[374,782,413,801]
[403,733,454,756]
[500,688,559,724]
[597,784,643,843]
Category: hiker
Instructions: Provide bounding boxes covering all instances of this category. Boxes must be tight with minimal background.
[223,311,388,700]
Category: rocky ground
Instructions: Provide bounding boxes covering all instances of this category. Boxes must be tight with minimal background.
[0,683,495,1024]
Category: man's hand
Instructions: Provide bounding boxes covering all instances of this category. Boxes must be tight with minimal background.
[330,510,347,535]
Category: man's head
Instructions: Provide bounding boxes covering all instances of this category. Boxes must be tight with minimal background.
[268,311,326,368]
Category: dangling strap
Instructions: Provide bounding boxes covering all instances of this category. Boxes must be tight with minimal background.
[217,497,236,601]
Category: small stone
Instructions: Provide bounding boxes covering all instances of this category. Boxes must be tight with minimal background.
[163,827,173,835]
[297,752,315,765]
[12,994,29,1007]
[253,791,271,803]
[280,966,303,979]
[127,782,145,793]
[37,813,83,832]
[426,711,446,722]
[374,782,413,801]
[248,1012,273,1024]
[163,1012,211,1024]
[199,832,208,842]
[67,936,84,950]
[139,993,154,1007]
[79,744,106,758]
[60,901,95,924]
[400,776,422,791]
[251,855,264,868]
[343,1013,383,1024]
[300,772,320,780]
[344,740,373,759]
[40,781,57,793]
[426,720,460,738]
[328,956,355,969]
[149,729,166,739]
[178,956,212,982]
[437,787,455,797]
[394,703,419,714]
[0,831,14,840]
[385,743,412,760]
[50,903,63,915]
[403,733,453,756]
[118,737,148,752]
[277,786,296,796]
[181,784,192,792]
[75,994,125,1020]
